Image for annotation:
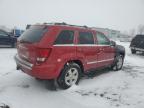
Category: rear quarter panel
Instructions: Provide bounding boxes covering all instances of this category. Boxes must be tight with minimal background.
[46,45,77,77]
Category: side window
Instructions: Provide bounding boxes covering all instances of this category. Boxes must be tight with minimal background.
[0,31,8,36]
[96,32,110,45]
[55,30,74,44]
[78,32,94,44]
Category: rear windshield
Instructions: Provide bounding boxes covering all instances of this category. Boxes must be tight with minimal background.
[18,26,48,43]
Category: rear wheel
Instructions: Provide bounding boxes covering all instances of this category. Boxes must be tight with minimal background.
[57,63,81,89]
[35,78,43,82]
[131,49,136,54]
[112,55,124,71]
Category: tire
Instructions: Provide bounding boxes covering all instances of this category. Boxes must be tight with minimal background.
[57,63,81,89]
[131,49,136,54]
[112,55,124,71]
[35,78,43,82]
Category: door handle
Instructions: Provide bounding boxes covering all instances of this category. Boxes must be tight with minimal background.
[100,48,104,51]
[98,48,103,54]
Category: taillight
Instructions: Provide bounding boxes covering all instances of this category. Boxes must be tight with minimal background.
[36,48,51,63]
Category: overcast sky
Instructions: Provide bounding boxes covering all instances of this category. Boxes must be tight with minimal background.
[0,0,144,31]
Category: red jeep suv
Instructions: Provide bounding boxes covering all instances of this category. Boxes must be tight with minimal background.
[15,23,125,89]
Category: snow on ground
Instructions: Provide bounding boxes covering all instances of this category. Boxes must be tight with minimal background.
[0,42,144,108]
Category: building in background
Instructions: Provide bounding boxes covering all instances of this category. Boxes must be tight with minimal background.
[118,33,132,42]
[92,27,120,40]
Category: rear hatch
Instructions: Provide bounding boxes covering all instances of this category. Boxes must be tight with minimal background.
[17,25,48,64]
[130,35,144,49]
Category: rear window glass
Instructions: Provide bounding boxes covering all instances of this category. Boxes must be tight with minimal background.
[18,26,48,43]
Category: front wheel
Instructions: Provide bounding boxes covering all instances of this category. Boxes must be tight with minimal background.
[112,55,124,71]
[131,49,136,54]
[57,63,81,89]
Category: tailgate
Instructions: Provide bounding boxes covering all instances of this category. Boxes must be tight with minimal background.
[17,43,37,64]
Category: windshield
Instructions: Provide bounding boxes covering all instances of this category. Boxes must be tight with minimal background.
[18,25,48,43]
[133,35,144,41]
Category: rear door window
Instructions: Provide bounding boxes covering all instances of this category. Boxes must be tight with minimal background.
[54,30,74,44]
[78,32,94,44]
[18,26,48,43]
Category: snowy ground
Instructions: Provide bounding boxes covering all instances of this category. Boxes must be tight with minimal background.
[0,42,144,108]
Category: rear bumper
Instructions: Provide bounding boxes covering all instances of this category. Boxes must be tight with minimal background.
[14,54,61,79]
[14,54,33,70]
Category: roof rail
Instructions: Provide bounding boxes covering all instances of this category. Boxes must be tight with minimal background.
[43,22,67,25]
[68,24,88,28]
[43,22,89,29]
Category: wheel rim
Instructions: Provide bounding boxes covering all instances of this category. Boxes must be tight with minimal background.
[65,68,79,86]
[117,56,123,69]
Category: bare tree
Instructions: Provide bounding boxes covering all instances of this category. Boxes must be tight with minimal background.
[137,25,144,34]
[129,29,136,37]
[122,30,129,35]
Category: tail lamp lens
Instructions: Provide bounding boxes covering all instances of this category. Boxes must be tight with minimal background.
[36,48,51,63]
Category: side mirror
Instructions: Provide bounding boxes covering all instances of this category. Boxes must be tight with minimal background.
[110,41,116,47]
[26,24,31,29]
